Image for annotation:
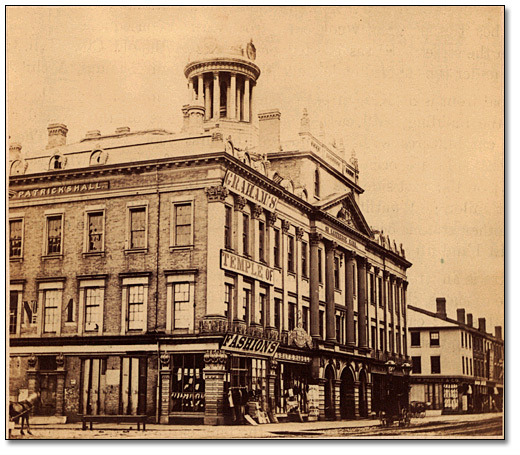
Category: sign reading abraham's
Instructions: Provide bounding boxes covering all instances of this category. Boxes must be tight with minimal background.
[223,170,279,211]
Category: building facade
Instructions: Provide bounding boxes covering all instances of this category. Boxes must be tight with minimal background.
[8,40,411,425]
[408,299,503,414]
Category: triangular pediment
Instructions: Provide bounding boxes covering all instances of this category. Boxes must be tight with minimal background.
[314,192,373,237]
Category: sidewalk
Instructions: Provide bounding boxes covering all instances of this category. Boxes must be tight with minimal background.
[10,412,503,439]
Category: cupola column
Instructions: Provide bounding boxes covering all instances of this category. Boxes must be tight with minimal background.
[197,75,204,105]
[346,251,356,346]
[188,78,195,102]
[244,77,250,122]
[213,72,220,120]
[229,73,237,120]
[204,78,211,120]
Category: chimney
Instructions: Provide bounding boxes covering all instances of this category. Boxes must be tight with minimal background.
[85,130,101,139]
[456,308,466,324]
[258,109,281,152]
[478,317,486,333]
[9,142,22,161]
[467,314,473,327]
[47,123,68,149]
[115,127,131,135]
[495,326,502,340]
[436,297,447,319]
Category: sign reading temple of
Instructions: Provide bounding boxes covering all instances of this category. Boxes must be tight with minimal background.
[8,39,412,426]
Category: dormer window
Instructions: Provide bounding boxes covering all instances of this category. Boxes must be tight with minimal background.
[89,150,107,166]
[10,160,26,176]
[49,153,66,170]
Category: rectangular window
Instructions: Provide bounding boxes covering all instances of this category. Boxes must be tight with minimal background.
[43,289,61,333]
[129,207,146,249]
[430,331,440,346]
[259,221,265,262]
[224,283,234,319]
[301,241,308,277]
[388,329,393,352]
[84,287,102,332]
[380,327,385,351]
[287,235,295,273]
[302,306,309,332]
[46,215,63,255]
[403,333,407,355]
[461,331,465,347]
[462,356,465,374]
[273,228,280,267]
[334,257,340,289]
[431,356,441,374]
[10,291,19,334]
[370,274,375,305]
[336,315,341,342]
[173,203,192,246]
[411,331,420,346]
[170,354,205,413]
[319,309,324,338]
[274,298,281,330]
[371,326,377,349]
[258,291,267,326]
[288,302,296,331]
[243,288,250,325]
[318,249,323,283]
[128,285,145,330]
[224,205,232,250]
[10,219,23,258]
[378,277,383,307]
[412,356,422,374]
[86,212,104,252]
[243,214,250,256]
[173,283,191,329]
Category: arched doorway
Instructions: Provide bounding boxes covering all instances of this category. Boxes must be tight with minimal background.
[358,370,368,418]
[324,365,335,420]
[340,367,355,419]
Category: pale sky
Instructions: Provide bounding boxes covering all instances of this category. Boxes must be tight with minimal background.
[7,6,504,330]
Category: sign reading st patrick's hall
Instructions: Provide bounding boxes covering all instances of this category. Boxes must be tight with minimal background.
[220,250,275,284]
[223,170,279,211]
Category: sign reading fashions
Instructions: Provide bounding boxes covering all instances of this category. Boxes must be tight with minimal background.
[221,333,279,357]
[221,250,275,284]
[11,181,110,199]
[223,170,278,211]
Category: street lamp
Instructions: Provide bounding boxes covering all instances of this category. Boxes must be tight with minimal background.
[385,360,396,374]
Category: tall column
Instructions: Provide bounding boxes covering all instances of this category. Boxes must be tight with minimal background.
[366,383,373,415]
[353,381,360,418]
[389,275,395,354]
[213,72,220,120]
[357,257,368,348]
[243,77,250,122]
[310,233,322,339]
[374,267,380,352]
[403,281,408,357]
[383,271,389,353]
[159,354,171,423]
[346,251,356,346]
[334,379,342,420]
[204,78,211,120]
[325,241,337,342]
[229,73,236,119]
[197,75,204,105]
[55,354,65,415]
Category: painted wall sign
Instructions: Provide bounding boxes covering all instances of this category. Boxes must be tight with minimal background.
[324,225,358,248]
[274,351,312,364]
[221,333,279,357]
[11,181,110,199]
[223,170,278,211]
[221,249,275,284]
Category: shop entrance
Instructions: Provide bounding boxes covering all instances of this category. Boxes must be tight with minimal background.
[80,358,107,415]
[340,367,355,419]
[358,370,368,417]
[324,365,335,420]
[37,374,57,416]
[120,357,147,415]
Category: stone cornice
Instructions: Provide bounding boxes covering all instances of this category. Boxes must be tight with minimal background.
[184,58,261,81]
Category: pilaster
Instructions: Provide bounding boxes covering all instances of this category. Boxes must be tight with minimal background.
[203,350,228,425]
[310,233,322,339]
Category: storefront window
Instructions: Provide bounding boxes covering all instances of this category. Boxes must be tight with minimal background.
[443,383,458,410]
[170,354,205,413]
[275,363,310,415]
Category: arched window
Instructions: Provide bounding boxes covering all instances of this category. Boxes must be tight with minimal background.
[89,149,107,166]
[314,166,320,197]
[10,160,25,176]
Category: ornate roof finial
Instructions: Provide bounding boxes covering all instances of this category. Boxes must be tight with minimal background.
[350,148,359,170]
[300,108,310,134]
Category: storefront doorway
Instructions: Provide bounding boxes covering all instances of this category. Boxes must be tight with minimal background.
[324,365,335,420]
[80,358,107,415]
[358,370,368,417]
[340,367,355,419]
[120,357,147,415]
[37,374,57,416]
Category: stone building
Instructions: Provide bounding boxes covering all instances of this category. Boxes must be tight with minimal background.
[408,299,504,414]
[8,40,411,424]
